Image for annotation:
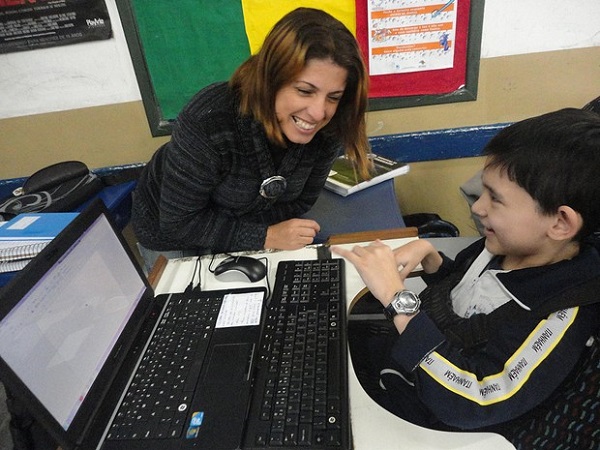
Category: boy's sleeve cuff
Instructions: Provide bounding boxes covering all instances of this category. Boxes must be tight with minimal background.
[390,311,446,372]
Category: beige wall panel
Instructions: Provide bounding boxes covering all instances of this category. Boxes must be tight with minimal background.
[366,46,600,135]
[1,46,599,237]
[0,102,167,179]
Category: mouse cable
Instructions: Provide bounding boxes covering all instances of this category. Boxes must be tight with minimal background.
[257,255,272,300]
[207,252,235,275]
[185,255,202,293]
[209,252,272,299]
[207,253,218,274]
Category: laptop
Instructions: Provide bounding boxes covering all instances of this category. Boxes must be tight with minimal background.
[0,199,268,449]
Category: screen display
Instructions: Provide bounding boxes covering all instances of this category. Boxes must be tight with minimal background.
[0,214,146,429]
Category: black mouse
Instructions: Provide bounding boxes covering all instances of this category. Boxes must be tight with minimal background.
[213,256,267,282]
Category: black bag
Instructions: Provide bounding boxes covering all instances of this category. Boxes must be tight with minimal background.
[0,161,104,220]
[402,213,460,238]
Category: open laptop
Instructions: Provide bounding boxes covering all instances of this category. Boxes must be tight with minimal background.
[0,199,268,449]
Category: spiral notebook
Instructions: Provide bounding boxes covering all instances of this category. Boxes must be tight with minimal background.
[0,212,78,272]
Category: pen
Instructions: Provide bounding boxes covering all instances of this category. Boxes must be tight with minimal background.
[432,0,455,17]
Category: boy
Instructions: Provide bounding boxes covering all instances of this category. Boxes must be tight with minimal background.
[333,108,600,448]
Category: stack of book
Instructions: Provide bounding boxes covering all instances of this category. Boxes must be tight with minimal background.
[0,212,78,273]
[325,153,409,197]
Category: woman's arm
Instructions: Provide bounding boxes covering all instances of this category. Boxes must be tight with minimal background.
[257,136,342,223]
[155,101,342,252]
[156,109,269,252]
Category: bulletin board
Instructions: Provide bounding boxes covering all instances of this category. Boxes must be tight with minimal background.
[115,0,485,136]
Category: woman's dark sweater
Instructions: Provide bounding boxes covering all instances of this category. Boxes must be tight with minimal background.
[132,82,342,253]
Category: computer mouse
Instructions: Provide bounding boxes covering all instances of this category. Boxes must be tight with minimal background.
[213,255,267,283]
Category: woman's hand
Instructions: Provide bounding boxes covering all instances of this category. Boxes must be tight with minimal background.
[265,218,321,250]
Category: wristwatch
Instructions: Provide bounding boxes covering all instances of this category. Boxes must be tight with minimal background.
[383,290,421,321]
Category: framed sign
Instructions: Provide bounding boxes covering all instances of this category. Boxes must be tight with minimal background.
[0,0,112,54]
[357,0,485,111]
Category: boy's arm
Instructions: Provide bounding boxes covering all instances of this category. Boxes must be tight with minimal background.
[387,304,598,429]
[420,237,487,285]
[331,239,450,335]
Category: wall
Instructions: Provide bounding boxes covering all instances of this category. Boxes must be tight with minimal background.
[1,0,599,236]
[382,47,600,235]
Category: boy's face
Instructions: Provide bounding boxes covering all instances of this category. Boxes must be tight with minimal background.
[471,163,557,267]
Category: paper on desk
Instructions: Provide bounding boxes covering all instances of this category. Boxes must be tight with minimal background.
[215,291,264,328]
[202,247,320,291]
[153,247,321,295]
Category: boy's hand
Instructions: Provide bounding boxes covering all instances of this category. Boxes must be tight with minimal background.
[393,239,443,277]
[331,240,404,304]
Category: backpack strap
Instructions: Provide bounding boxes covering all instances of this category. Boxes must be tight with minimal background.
[97,165,144,186]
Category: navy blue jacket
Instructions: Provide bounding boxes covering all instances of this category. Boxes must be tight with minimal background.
[391,238,600,429]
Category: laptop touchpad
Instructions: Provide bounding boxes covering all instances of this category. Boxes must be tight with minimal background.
[204,343,253,385]
[189,343,254,449]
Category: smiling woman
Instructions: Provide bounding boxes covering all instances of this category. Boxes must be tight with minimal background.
[274,59,348,145]
[130,7,371,273]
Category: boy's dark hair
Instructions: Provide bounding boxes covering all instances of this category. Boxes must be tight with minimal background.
[483,108,600,241]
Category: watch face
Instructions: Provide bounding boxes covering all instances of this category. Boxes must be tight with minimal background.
[392,291,420,315]
[384,290,420,320]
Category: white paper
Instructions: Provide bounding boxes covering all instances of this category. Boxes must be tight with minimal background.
[215,291,264,328]
[8,216,39,230]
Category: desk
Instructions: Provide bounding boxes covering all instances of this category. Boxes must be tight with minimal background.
[303,180,405,243]
[76,180,137,231]
[153,236,515,450]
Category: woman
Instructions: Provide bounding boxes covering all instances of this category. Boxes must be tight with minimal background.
[132,7,371,272]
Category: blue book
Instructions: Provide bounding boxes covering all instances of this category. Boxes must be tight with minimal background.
[0,212,78,240]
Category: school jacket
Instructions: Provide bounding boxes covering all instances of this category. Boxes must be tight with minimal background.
[391,238,600,429]
[132,82,342,253]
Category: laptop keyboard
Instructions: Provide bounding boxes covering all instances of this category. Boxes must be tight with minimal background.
[106,293,222,441]
[245,258,349,448]
[106,258,349,448]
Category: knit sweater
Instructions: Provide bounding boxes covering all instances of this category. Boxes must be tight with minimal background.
[132,82,342,253]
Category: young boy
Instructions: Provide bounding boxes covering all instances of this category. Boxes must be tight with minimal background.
[332,108,600,448]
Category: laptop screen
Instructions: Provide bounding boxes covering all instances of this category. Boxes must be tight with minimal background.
[0,213,146,429]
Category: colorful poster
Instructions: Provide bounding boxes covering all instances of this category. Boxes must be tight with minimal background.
[355,0,470,99]
[368,0,457,76]
[0,0,112,54]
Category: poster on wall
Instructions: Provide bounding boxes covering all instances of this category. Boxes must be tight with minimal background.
[0,0,112,54]
[367,0,457,76]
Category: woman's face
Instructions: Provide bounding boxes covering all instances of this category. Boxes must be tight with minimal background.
[275,58,348,145]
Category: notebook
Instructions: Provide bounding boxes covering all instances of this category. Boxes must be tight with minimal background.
[0,199,268,450]
[0,212,79,273]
